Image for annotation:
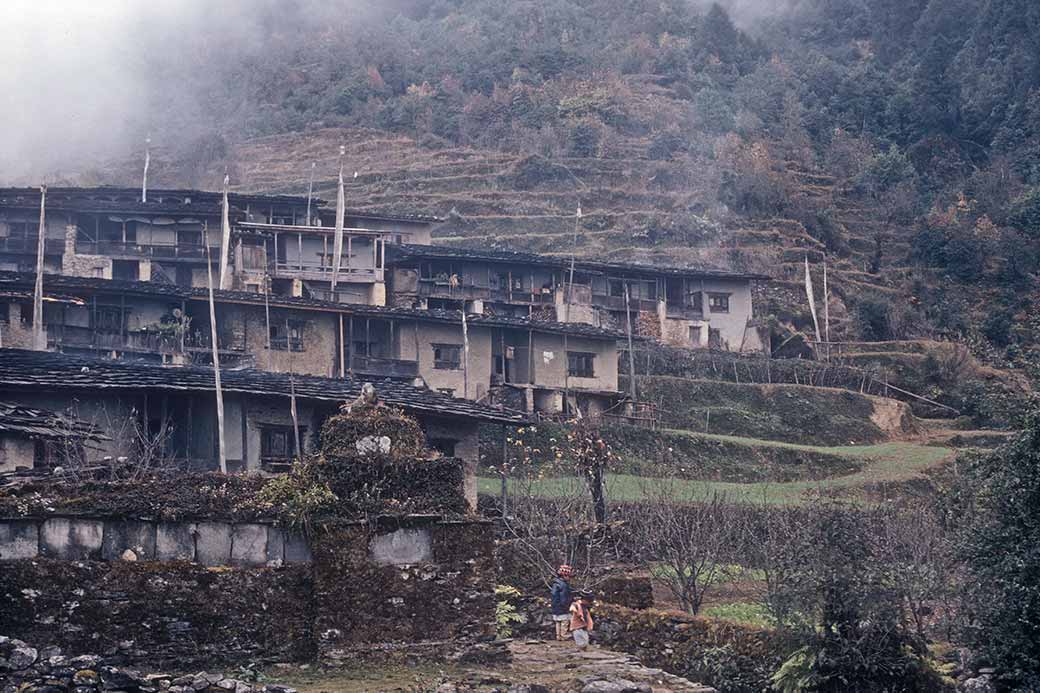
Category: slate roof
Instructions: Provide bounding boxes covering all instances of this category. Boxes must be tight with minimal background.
[0,186,443,225]
[0,349,525,424]
[0,272,628,341]
[0,187,313,217]
[0,401,106,440]
[388,243,770,281]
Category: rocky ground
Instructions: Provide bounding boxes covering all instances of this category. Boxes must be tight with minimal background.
[1,633,713,693]
[278,639,714,693]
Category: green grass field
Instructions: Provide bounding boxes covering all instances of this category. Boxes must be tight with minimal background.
[478,436,953,506]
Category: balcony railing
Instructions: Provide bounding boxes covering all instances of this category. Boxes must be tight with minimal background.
[665,303,704,320]
[350,356,419,379]
[47,324,245,354]
[271,262,382,283]
[592,294,659,312]
[74,241,218,260]
[0,237,64,254]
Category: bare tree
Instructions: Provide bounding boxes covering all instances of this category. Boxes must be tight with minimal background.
[629,481,751,614]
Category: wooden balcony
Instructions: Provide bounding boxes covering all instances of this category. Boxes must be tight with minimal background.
[47,324,245,355]
[74,240,218,262]
[0,237,65,255]
[271,262,382,283]
[350,355,419,379]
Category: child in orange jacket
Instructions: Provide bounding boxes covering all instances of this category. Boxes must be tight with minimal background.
[569,595,593,648]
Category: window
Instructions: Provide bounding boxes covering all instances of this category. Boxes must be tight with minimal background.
[0,303,8,323]
[270,320,305,351]
[567,351,595,378]
[709,328,723,349]
[112,260,139,281]
[260,425,305,463]
[18,302,32,325]
[689,326,703,346]
[432,343,462,370]
[609,279,624,298]
[708,293,730,313]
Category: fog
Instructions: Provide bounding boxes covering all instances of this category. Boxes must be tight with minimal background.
[0,0,802,185]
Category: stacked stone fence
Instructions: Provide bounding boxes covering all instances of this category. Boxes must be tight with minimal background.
[0,514,497,669]
[0,516,312,565]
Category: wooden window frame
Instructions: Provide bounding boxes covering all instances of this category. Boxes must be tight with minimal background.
[432,343,462,370]
[567,351,596,378]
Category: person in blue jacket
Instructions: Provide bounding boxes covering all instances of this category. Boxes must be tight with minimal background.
[550,563,574,641]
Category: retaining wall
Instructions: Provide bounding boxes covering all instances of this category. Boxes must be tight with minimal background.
[0,515,496,668]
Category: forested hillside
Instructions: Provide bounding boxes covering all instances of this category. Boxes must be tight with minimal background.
[79,0,1040,390]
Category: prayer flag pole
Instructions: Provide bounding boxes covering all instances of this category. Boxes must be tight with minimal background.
[32,185,47,350]
[330,146,346,295]
[218,174,232,290]
[205,231,228,473]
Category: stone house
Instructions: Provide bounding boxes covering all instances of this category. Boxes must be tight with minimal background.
[0,272,625,417]
[0,348,522,506]
[0,186,440,303]
[386,243,769,352]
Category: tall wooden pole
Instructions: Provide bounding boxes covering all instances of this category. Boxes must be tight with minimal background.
[330,146,346,293]
[204,234,227,473]
[141,136,151,203]
[624,283,637,401]
[305,161,316,225]
[32,185,47,351]
[218,174,232,290]
[287,319,302,461]
[823,258,831,360]
[461,309,470,399]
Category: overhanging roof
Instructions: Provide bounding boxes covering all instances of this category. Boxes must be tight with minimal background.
[0,349,524,425]
[387,243,770,281]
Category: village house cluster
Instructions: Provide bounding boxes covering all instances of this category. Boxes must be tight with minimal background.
[0,185,768,499]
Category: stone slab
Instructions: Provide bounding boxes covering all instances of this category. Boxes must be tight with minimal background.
[265,526,286,564]
[369,528,432,565]
[101,520,157,561]
[40,518,103,560]
[283,532,313,563]
[194,522,233,566]
[156,522,196,561]
[230,524,268,566]
[0,520,40,560]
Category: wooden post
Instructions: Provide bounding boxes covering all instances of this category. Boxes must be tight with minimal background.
[204,235,227,474]
[287,319,301,462]
[624,283,637,401]
[348,317,355,374]
[338,314,346,377]
[31,185,47,350]
[462,310,470,400]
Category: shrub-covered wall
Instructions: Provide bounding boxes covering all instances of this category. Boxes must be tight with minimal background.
[312,519,496,661]
[0,559,315,668]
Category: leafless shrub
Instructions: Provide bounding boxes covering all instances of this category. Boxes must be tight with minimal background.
[628,481,752,614]
[50,403,178,481]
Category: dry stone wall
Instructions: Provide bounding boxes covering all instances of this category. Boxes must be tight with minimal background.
[0,517,312,566]
[0,515,497,668]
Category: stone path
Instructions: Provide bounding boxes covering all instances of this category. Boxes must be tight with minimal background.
[469,639,716,693]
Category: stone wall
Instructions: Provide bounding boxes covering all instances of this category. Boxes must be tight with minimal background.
[311,519,496,662]
[0,516,312,565]
[0,515,496,668]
